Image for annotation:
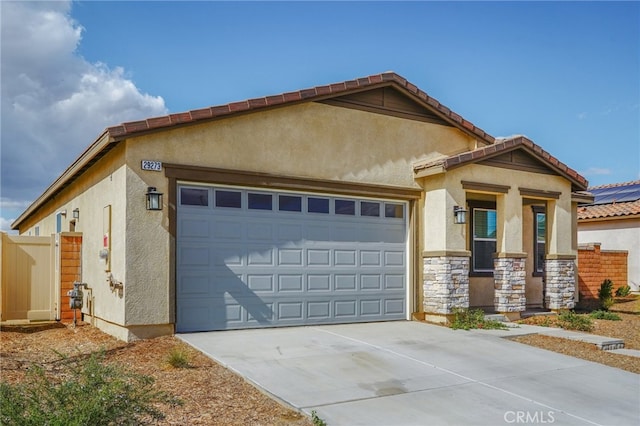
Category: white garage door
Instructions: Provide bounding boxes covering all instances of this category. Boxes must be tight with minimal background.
[176,184,407,332]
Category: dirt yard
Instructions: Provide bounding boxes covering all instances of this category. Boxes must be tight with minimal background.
[2,298,638,423]
[0,323,312,425]
[513,297,640,374]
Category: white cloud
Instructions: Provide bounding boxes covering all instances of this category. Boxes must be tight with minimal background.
[0,1,168,232]
[581,167,612,177]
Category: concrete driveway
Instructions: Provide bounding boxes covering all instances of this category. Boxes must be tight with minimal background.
[179,321,639,426]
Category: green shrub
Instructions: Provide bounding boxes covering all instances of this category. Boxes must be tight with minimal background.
[166,346,191,369]
[557,310,593,332]
[311,410,327,426]
[0,352,180,425]
[589,310,621,321]
[615,285,631,297]
[598,279,614,310]
[450,308,509,330]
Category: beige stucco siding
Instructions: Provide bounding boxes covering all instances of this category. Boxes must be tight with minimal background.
[126,102,475,189]
[122,166,171,326]
[19,145,129,327]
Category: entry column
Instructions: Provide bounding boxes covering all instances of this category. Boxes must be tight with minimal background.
[493,192,527,317]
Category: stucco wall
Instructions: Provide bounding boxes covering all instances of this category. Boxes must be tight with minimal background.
[578,218,640,291]
[19,145,129,328]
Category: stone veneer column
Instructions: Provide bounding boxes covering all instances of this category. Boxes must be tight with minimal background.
[423,256,469,314]
[544,258,576,310]
[493,257,526,313]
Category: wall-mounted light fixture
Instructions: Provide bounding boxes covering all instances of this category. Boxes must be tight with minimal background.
[146,187,163,210]
[72,208,80,220]
[453,205,467,224]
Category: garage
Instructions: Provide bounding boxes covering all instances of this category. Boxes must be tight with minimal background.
[176,184,408,332]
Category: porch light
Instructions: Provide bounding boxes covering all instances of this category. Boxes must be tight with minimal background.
[146,187,163,211]
[453,206,467,224]
[72,208,80,220]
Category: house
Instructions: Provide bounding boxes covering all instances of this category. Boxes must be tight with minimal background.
[11,72,592,341]
[578,181,640,294]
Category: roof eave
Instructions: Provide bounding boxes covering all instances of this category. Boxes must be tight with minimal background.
[11,130,115,230]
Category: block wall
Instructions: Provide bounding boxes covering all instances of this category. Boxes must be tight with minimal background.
[577,243,628,301]
[60,234,82,321]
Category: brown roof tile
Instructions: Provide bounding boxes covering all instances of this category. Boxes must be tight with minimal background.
[101,72,497,147]
[578,200,640,220]
[414,135,588,191]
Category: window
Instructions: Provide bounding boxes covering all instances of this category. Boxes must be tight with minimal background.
[279,195,302,212]
[248,193,272,210]
[181,188,208,206]
[335,199,355,215]
[56,213,63,233]
[360,201,380,217]
[385,203,404,218]
[308,197,329,214]
[34,226,40,236]
[215,190,241,208]
[472,207,496,273]
[533,206,546,275]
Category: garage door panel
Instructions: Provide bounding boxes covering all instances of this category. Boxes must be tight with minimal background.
[335,274,357,290]
[361,300,382,316]
[179,246,210,266]
[307,249,331,266]
[384,251,405,266]
[247,248,274,266]
[335,250,357,266]
[247,222,274,241]
[278,249,304,265]
[361,275,382,290]
[177,185,407,332]
[213,220,243,240]
[307,275,331,291]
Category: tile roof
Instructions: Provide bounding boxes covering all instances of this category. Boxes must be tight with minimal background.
[578,180,640,220]
[413,135,589,190]
[578,200,640,220]
[105,72,495,144]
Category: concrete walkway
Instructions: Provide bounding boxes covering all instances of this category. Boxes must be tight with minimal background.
[179,322,640,426]
[477,322,639,354]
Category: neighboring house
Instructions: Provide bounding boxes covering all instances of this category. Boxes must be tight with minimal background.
[12,72,592,341]
[578,181,640,292]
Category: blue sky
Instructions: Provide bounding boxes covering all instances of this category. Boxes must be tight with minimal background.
[1,1,639,231]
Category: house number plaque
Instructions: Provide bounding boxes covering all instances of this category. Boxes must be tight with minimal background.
[141,160,162,171]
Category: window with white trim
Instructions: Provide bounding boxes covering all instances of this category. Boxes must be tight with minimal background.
[472,207,497,273]
[533,206,546,275]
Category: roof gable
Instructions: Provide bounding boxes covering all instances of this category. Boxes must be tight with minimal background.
[106,72,494,144]
[414,135,589,191]
[320,87,453,127]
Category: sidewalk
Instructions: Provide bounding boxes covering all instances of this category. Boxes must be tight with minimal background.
[474,322,640,357]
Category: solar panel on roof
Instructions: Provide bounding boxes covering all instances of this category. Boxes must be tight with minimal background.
[590,183,640,205]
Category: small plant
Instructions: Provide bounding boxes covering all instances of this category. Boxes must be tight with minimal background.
[557,310,593,332]
[615,285,631,297]
[450,308,509,330]
[311,410,327,426]
[538,315,553,327]
[598,279,614,310]
[589,310,621,321]
[0,352,180,425]
[166,346,191,368]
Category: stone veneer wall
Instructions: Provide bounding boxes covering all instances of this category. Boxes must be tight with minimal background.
[545,259,576,310]
[423,256,469,314]
[493,257,526,313]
